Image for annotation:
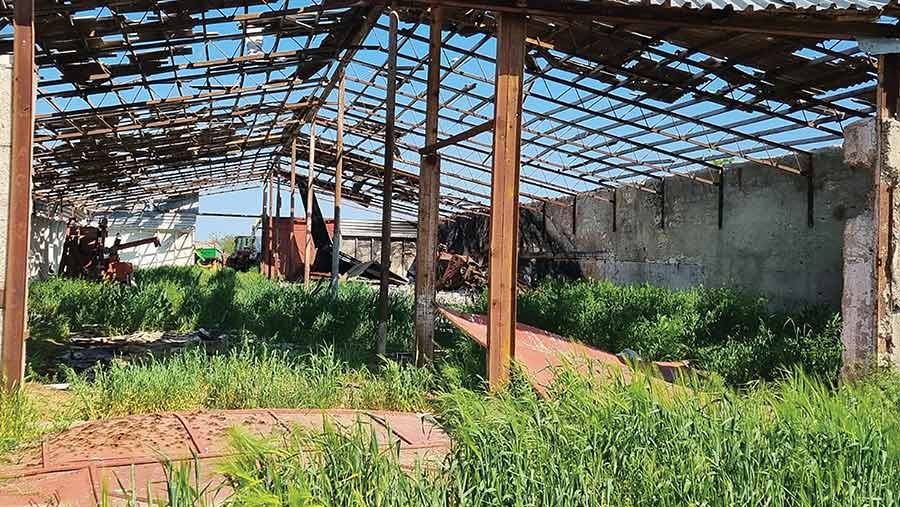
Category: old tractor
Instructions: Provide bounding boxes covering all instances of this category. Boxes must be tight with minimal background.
[225,235,258,272]
[58,217,161,284]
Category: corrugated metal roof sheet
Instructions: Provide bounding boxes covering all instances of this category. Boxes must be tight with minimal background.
[340,220,418,239]
[642,0,889,11]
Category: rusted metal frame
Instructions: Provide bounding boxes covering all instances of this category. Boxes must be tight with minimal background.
[36,160,274,202]
[569,29,871,126]
[2,0,34,389]
[36,55,325,100]
[35,81,313,123]
[377,10,399,356]
[341,21,482,163]
[299,4,382,127]
[391,27,825,170]
[324,123,534,206]
[337,20,427,161]
[339,64,668,191]
[875,53,900,362]
[384,37,727,178]
[530,66,809,175]
[393,0,900,39]
[487,12,526,389]
[526,44,817,167]
[535,40,851,143]
[333,102,599,197]
[415,5,443,366]
[331,75,346,297]
[376,32,693,181]
[237,0,326,175]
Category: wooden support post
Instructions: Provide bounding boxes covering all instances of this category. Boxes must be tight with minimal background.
[377,11,399,356]
[289,136,297,279]
[304,120,316,288]
[487,12,526,389]
[875,53,900,364]
[414,6,444,366]
[2,0,35,390]
[275,171,282,279]
[261,175,268,275]
[267,170,274,279]
[331,75,345,297]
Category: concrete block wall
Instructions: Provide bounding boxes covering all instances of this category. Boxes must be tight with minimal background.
[441,146,873,310]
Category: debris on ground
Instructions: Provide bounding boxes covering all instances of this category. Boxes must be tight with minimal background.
[55,329,234,374]
[436,252,487,290]
[437,305,694,392]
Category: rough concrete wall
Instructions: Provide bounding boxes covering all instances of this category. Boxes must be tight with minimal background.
[441,146,872,309]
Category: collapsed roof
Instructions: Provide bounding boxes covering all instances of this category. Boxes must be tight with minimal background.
[4,0,899,217]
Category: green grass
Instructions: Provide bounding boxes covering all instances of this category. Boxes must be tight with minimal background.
[28,266,414,361]
[112,367,900,507]
[469,278,843,385]
[67,345,435,420]
[0,385,43,455]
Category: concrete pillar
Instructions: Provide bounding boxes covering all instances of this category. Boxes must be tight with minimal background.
[842,114,900,373]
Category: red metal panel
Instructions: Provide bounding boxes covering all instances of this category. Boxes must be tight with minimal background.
[261,218,334,281]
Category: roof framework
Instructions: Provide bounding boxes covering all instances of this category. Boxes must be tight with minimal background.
[5,0,900,218]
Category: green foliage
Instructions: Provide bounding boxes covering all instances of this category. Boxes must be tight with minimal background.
[67,346,435,420]
[471,279,842,385]
[0,385,43,455]
[28,267,415,356]
[128,368,900,507]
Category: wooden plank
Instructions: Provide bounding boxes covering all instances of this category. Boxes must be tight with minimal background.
[289,137,297,278]
[414,5,444,367]
[487,12,526,390]
[3,0,34,390]
[377,11,400,356]
[304,120,316,288]
[331,75,345,296]
[875,54,900,363]
[418,120,493,155]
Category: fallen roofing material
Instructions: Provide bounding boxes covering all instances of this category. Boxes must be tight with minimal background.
[437,306,692,392]
[0,409,449,507]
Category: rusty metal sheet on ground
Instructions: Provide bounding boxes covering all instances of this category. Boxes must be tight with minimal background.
[438,306,692,392]
[0,409,449,507]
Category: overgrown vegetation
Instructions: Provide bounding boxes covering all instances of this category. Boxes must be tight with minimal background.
[473,279,843,385]
[67,345,435,420]
[114,367,900,507]
[29,267,414,358]
[0,386,43,455]
[29,268,843,385]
